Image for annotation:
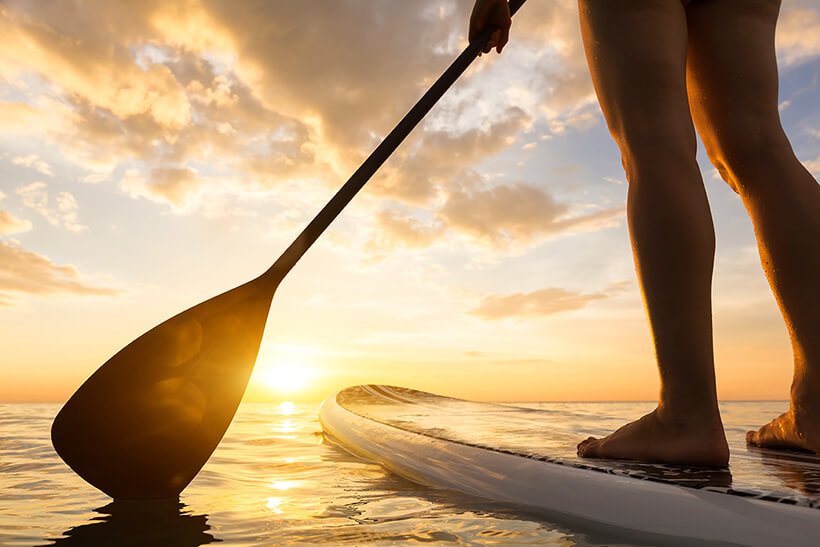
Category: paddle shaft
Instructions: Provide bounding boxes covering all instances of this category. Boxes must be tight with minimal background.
[267,0,527,278]
[51,1,528,501]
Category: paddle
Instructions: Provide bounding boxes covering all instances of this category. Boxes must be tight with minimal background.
[52,0,528,500]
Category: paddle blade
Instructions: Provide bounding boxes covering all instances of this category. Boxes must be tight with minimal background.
[52,275,278,500]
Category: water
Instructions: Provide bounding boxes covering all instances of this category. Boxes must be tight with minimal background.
[0,400,803,546]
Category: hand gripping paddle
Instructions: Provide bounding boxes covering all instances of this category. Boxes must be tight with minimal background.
[52,0,528,500]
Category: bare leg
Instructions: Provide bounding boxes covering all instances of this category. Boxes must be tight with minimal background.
[575,0,728,466]
[686,0,820,453]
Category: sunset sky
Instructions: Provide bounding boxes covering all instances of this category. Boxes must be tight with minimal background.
[1,0,819,403]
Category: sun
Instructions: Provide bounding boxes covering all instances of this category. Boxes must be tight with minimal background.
[258,362,314,395]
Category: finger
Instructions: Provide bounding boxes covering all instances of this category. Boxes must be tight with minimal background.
[483,29,499,54]
[491,29,502,54]
[483,38,494,54]
[497,22,510,53]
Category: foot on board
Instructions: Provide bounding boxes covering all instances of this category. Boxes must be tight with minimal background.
[577,408,729,467]
[746,408,820,454]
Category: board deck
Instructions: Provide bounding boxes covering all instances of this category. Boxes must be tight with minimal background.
[320,385,820,546]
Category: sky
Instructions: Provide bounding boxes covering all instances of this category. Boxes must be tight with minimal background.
[1,0,819,403]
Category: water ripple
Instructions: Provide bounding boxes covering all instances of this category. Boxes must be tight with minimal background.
[2,401,792,546]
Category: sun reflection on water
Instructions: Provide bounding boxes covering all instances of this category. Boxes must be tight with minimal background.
[265,497,284,514]
[270,480,300,491]
[275,419,297,434]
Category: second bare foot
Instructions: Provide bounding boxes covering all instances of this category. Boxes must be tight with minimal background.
[746,408,820,454]
[577,408,729,467]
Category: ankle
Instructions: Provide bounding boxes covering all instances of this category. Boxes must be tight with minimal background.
[790,369,820,407]
[656,401,723,428]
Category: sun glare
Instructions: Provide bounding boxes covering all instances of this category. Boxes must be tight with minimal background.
[259,362,314,395]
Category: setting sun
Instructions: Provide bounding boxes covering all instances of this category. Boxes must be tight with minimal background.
[257,362,315,395]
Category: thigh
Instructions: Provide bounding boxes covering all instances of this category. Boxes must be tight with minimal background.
[578,0,696,157]
[685,0,785,174]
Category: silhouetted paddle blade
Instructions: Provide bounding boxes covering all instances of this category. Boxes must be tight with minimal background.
[52,273,281,499]
[52,0,528,500]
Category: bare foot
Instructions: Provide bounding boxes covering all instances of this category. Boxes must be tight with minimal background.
[746,408,820,454]
[577,408,729,467]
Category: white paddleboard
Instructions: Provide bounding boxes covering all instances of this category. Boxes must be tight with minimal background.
[320,385,820,546]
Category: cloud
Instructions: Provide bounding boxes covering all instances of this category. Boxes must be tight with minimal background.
[11,154,54,176]
[373,107,532,205]
[120,166,200,208]
[0,5,190,130]
[437,182,624,249]
[776,7,820,67]
[193,1,464,158]
[469,287,607,320]
[0,210,32,235]
[0,2,591,198]
[366,209,445,254]
[0,0,466,181]
[513,0,596,114]
[803,155,820,177]
[0,0,616,248]
[0,238,119,304]
[547,109,599,135]
[16,182,87,232]
[0,101,47,133]
[365,180,624,255]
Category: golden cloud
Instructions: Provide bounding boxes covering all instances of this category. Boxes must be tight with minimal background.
[365,179,624,255]
[513,0,596,113]
[16,182,86,232]
[120,167,200,209]
[0,210,32,235]
[776,7,820,66]
[374,107,531,205]
[438,182,623,248]
[0,0,611,225]
[0,238,119,304]
[366,209,445,255]
[0,101,47,133]
[469,287,607,320]
[0,4,189,129]
[12,154,54,177]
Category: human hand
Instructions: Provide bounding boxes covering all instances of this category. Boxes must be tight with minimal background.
[469,0,511,54]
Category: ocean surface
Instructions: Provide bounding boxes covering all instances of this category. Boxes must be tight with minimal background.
[0,400,807,546]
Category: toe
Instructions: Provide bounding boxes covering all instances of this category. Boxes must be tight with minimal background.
[576,436,594,451]
[577,438,599,457]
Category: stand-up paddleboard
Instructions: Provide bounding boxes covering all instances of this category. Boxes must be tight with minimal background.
[320,385,820,546]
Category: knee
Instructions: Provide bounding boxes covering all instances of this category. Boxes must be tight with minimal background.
[703,122,795,194]
[614,131,699,185]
